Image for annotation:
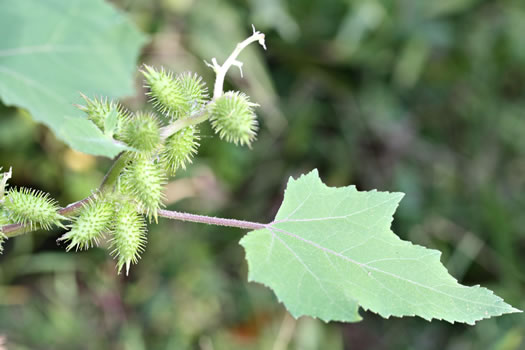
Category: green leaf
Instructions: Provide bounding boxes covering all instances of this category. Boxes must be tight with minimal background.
[104,108,119,138]
[0,0,148,157]
[240,170,521,324]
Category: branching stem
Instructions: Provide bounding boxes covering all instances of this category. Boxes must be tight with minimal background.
[0,28,268,238]
[1,199,267,237]
[206,25,266,99]
[159,107,209,140]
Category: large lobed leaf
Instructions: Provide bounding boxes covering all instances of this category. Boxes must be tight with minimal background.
[0,0,148,157]
[240,170,521,324]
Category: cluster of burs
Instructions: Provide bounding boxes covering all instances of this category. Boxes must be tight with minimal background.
[0,66,259,274]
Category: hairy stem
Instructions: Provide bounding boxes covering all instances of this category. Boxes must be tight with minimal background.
[1,200,267,237]
[157,209,267,230]
[159,107,209,140]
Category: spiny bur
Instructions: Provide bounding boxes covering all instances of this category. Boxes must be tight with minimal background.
[110,201,147,275]
[119,112,162,155]
[161,126,200,175]
[177,72,208,113]
[209,91,259,146]
[3,188,64,230]
[77,94,128,135]
[142,65,190,120]
[120,157,166,221]
[58,198,114,251]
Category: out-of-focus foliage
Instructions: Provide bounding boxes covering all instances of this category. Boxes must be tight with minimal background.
[0,0,147,157]
[0,0,524,349]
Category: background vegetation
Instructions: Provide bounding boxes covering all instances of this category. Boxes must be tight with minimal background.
[1,0,524,348]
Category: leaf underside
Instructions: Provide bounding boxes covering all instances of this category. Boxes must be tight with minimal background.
[240,170,521,325]
[0,0,148,157]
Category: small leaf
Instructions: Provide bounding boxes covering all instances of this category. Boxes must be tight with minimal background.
[240,170,521,324]
[77,95,128,135]
[104,107,120,138]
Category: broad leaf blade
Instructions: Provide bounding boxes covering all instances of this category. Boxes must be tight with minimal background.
[0,0,148,157]
[240,170,521,324]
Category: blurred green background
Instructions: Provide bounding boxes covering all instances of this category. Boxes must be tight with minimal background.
[1,0,525,349]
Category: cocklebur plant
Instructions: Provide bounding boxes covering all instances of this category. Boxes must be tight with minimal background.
[0,28,521,325]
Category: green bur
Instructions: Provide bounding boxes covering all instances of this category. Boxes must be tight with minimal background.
[120,112,162,155]
[110,202,147,275]
[120,157,166,221]
[161,126,200,175]
[209,91,258,146]
[3,188,64,230]
[59,199,114,251]
[142,65,190,119]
